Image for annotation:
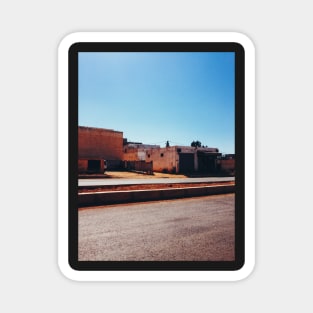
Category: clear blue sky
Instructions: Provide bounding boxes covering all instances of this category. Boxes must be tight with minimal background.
[78,52,235,154]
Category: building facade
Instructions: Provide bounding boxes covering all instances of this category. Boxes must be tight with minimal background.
[78,126,123,173]
[78,125,232,175]
[123,144,221,174]
[216,154,235,176]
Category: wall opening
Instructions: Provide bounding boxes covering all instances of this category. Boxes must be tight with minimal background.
[87,160,101,172]
[179,153,194,173]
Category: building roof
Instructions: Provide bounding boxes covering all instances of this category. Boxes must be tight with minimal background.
[79,125,123,134]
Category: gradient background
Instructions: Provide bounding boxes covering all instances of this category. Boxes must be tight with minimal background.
[1,1,312,312]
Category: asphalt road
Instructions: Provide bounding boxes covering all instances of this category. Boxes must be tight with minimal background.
[79,194,235,261]
[78,177,235,187]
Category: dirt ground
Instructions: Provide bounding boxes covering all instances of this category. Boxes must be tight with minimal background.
[104,171,188,179]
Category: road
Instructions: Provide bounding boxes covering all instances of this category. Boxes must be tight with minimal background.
[79,194,235,261]
[79,176,235,187]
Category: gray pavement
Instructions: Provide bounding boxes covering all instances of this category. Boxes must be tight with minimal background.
[78,176,235,187]
[79,194,235,261]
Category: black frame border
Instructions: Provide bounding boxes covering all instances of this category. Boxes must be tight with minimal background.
[68,42,245,271]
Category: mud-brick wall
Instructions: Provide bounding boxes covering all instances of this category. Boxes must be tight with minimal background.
[123,147,147,161]
[218,159,235,175]
[149,147,178,173]
[78,126,123,160]
[78,159,88,173]
[220,159,235,170]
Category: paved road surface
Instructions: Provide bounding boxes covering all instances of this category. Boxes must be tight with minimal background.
[79,177,235,186]
[79,194,235,261]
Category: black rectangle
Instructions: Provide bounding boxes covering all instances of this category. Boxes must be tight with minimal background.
[69,42,245,271]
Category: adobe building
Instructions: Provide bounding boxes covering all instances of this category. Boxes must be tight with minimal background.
[123,143,161,161]
[123,144,222,174]
[216,154,235,176]
[78,125,232,175]
[78,126,123,173]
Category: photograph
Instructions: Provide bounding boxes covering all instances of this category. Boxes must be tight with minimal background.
[76,48,238,264]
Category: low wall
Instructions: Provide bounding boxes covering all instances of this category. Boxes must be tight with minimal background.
[78,185,235,207]
[125,160,153,174]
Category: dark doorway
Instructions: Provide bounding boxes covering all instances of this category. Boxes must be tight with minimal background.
[87,160,101,173]
[179,153,194,173]
[197,152,218,174]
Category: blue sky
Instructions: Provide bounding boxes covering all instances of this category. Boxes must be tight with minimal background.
[78,52,235,154]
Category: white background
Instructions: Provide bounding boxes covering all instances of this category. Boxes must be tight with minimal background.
[1,1,312,312]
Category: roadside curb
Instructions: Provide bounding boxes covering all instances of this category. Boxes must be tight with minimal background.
[78,184,235,207]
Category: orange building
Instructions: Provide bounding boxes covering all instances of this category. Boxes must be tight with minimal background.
[123,144,221,174]
[78,126,123,173]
